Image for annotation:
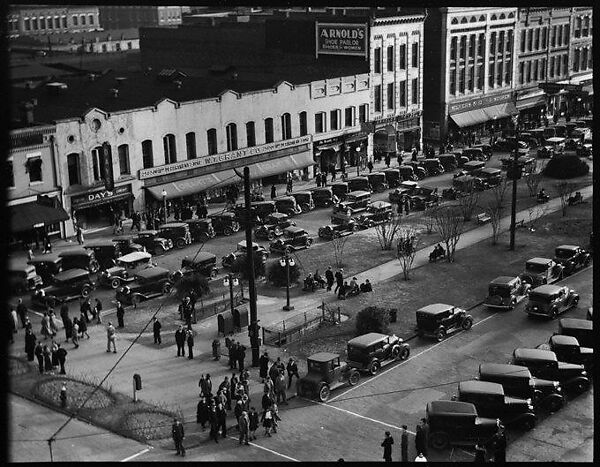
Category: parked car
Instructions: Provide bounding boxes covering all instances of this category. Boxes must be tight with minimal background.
[382,168,401,188]
[331,191,371,224]
[407,161,427,180]
[493,137,529,152]
[59,248,100,274]
[454,381,536,430]
[422,158,445,177]
[537,334,593,370]
[415,303,473,341]
[222,241,269,269]
[8,259,43,295]
[408,186,440,211]
[484,276,531,310]
[111,236,145,256]
[115,267,173,306]
[472,143,493,160]
[309,187,334,207]
[296,352,360,402]
[512,348,589,394]
[388,181,418,204]
[31,268,95,309]
[330,182,350,201]
[462,160,486,173]
[28,255,63,285]
[98,251,154,289]
[318,222,357,240]
[452,175,482,193]
[557,318,593,348]
[576,143,593,158]
[83,239,121,271]
[346,332,410,375]
[537,146,555,159]
[208,212,241,236]
[353,201,394,229]
[157,222,192,249]
[185,219,216,242]
[439,153,459,172]
[291,191,315,213]
[269,226,313,253]
[347,176,372,193]
[254,212,296,241]
[425,401,504,450]
[366,172,389,192]
[233,201,277,224]
[525,284,579,319]
[478,363,564,412]
[398,165,419,181]
[474,167,503,187]
[553,244,591,275]
[519,257,564,287]
[462,147,488,162]
[133,230,173,256]
[274,196,303,217]
[173,252,219,280]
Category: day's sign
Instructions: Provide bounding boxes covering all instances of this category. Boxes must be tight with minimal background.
[316,22,368,57]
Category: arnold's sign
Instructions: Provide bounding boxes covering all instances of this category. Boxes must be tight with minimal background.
[316,23,368,57]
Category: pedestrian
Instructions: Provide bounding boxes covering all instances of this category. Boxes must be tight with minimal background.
[198,374,207,398]
[236,410,250,445]
[59,302,69,326]
[385,153,391,168]
[48,311,59,337]
[186,329,194,359]
[286,357,300,389]
[334,269,344,294]
[25,329,36,361]
[172,418,185,456]
[261,407,273,437]
[275,370,287,404]
[248,406,259,440]
[51,340,59,368]
[34,342,44,373]
[229,340,238,369]
[43,344,53,372]
[234,399,244,430]
[367,160,374,173]
[9,308,17,344]
[415,419,428,457]
[401,425,409,463]
[17,298,28,328]
[203,373,213,398]
[78,312,90,339]
[152,317,162,344]
[207,405,219,443]
[259,351,270,379]
[270,184,277,200]
[175,325,186,357]
[76,226,84,245]
[338,281,347,300]
[116,301,125,328]
[43,236,52,254]
[415,453,427,462]
[216,402,227,438]
[40,312,51,340]
[271,403,282,433]
[80,298,91,323]
[261,390,273,412]
[106,322,117,353]
[27,244,35,261]
[71,318,79,348]
[237,344,246,371]
[324,266,334,291]
[56,343,68,374]
[381,431,394,462]
[197,397,209,429]
[10,307,19,334]
[219,377,231,410]
[269,358,281,383]
[94,298,103,324]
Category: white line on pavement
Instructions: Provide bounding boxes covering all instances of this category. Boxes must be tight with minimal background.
[121,447,152,462]
[226,435,299,461]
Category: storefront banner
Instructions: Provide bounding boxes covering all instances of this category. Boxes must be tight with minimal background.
[316,23,368,57]
[139,135,313,180]
[71,184,132,209]
[449,92,513,114]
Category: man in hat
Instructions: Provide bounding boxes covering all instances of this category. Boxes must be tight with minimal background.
[381,431,394,462]
[172,418,185,456]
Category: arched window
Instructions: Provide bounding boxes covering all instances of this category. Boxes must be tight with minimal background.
[118,144,130,175]
[499,13,506,20]
[207,129,217,155]
[246,122,256,147]
[264,118,274,143]
[298,112,308,136]
[470,16,476,23]
[186,132,196,159]
[163,134,177,164]
[281,113,292,140]
[67,153,80,185]
[461,17,468,24]
[142,140,154,169]
[226,123,238,151]
[451,18,459,25]
[491,14,497,21]
[91,146,106,182]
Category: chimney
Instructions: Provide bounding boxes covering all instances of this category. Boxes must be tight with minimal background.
[19,100,36,125]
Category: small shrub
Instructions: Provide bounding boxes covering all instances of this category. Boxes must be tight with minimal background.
[174,273,210,301]
[355,306,391,336]
[267,260,301,287]
[543,154,589,179]
[231,252,266,279]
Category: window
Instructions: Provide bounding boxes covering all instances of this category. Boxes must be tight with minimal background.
[556,54,562,76]
[27,157,42,182]
[387,45,394,71]
[32,18,38,30]
[330,110,340,130]
[344,107,354,127]
[490,32,496,56]
[478,33,485,57]
[359,104,368,123]
[399,81,406,106]
[541,27,547,48]
[412,78,418,104]
[532,60,538,81]
[89,14,94,25]
[386,83,394,109]
[477,63,484,90]
[40,17,46,29]
[374,47,381,73]
[315,112,326,133]
[142,140,153,168]
[504,59,511,84]
[127,42,132,50]
[185,132,196,159]
[412,42,419,68]
[575,16,583,37]
[506,30,512,53]
[450,37,457,61]
[281,113,292,140]
[534,28,540,50]
[47,16,52,29]
[496,61,503,86]
[519,62,524,85]
[581,48,588,71]
[573,49,580,72]
[373,85,382,112]
[459,66,466,92]
[527,29,532,51]
[24,18,31,30]
[207,129,217,155]
[449,67,456,95]
[557,25,563,46]
[298,112,307,136]
[498,31,505,54]
[246,121,256,146]
[91,146,105,182]
[588,47,592,69]
[563,24,569,43]
[81,15,86,26]
[488,63,495,87]
[226,123,238,151]
[520,30,526,52]
[264,118,274,143]
[562,54,568,75]
[460,36,466,60]
[549,56,555,78]
[118,144,130,175]
[7,161,14,187]
[583,16,590,36]
[551,26,556,47]
[469,34,476,58]
[400,44,407,69]
[163,134,177,164]
[62,16,67,28]
[72,15,78,26]
[525,61,531,83]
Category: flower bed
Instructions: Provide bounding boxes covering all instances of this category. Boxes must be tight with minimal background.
[34,376,115,410]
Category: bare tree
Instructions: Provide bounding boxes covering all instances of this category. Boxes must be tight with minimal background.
[457,187,479,221]
[486,179,509,245]
[396,227,420,280]
[331,234,350,268]
[432,205,464,263]
[556,181,577,216]
[524,160,546,197]
[421,206,437,234]
[526,204,550,232]
[374,215,402,250]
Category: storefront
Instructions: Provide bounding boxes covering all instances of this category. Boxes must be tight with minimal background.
[70,184,134,230]
[314,132,368,173]
[395,111,422,152]
[515,90,547,129]
[367,110,422,160]
[8,195,69,249]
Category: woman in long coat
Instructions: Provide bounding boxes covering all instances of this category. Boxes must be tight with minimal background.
[40,312,51,339]
[43,345,53,372]
[48,311,59,337]
[25,329,37,361]
[196,397,209,429]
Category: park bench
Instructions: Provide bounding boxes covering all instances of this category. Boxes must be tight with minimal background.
[476,212,491,224]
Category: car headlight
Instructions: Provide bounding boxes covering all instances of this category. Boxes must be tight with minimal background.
[581,370,587,377]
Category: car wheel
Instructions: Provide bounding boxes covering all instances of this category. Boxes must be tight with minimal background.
[522,417,536,431]
[399,346,410,360]
[351,223,359,232]
[551,307,559,319]
[81,286,91,297]
[333,231,341,239]
[162,282,172,294]
[223,227,233,236]
[429,431,449,450]
[461,316,473,330]
[175,238,186,249]
[348,371,360,386]
[155,245,165,256]
[435,328,446,342]
[546,397,563,412]
[574,379,590,394]
[318,383,331,402]
[572,297,580,307]
[210,269,218,279]
[267,231,276,241]
[368,360,381,375]
[301,203,311,213]
[89,260,100,274]
[110,278,121,289]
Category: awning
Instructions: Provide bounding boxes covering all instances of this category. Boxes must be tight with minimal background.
[146,150,314,200]
[516,94,547,110]
[482,102,519,120]
[9,201,69,233]
[582,85,593,95]
[450,108,489,127]
[316,142,341,151]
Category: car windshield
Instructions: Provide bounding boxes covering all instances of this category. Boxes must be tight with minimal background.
[554,248,575,259]
[307,360,322,372]
[488,285,511,297]
[526,262,548,273]
[528,292,553,303]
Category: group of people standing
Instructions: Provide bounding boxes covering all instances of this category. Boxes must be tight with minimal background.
[321,267,373,300]
[381,419,429,463]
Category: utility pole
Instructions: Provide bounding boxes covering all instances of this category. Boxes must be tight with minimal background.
[509,114,519,250]
[243,167,260,366]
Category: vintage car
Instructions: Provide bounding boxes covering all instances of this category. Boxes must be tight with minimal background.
[31,268,95,309]
[115,267,173,306]
[425,401,504,450]
[484,276,531,310]
[112,236,144,255]
[366,172,389,192]
[133,230,174,256]
[462,147,488,162]
[474,167,503,187]
[398,165,419,181]
[388,181,419,204]
[83,239,122,271]
[28,255,63,284]
[519,257,564,287]
[576,143,593,158]
[172,252,219,280]
[453,175,487,193]
[318,222,357,240]
[274,196,303,217]
[98,251,154,289]
[208,212,241,236]
[407,161,427,180]
[512,348,589,394]
[500,155,535,174]
[472,143,493,159]
[346,332,410,375]
[462,160,486,173]
[330,182,350,201]
[408,186,440,211]
[157,222,192,249]
[537,146,555,159]
[233,201,277,224]
[291,191,315,213]
[415,303,473,341]
[309,187,334,208]
[353,201,394,229]
[493,137,529,152]
[553,244,591,275]
[254,213,296,241]
[557,318,593,348]
[269,226,313,253]
[185,219,216,242]
[382,168,401,188]
[525,284,579,319]
[59,248,100,274]
[296,352,360,402]
[348,176,372,193]
[478,363,564,412]
[331,191,371,224]
[222,241,269,269]
[546,136,566,154]
[438,153,459,172]
[421,158,445,177]
[536,335,593,370]
[454,381,536,430]
[8,259,43,294]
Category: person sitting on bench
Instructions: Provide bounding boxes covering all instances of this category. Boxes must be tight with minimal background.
[359,279,373,293]
[537,188,549,202]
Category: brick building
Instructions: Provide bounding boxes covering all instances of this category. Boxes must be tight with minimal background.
[6,5,100,38]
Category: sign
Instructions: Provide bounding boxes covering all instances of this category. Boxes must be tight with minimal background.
[71,184,132,209]
[537,82,582,94]
[102,142,114,191]
[139,135,312,179]
[448,92,513,114]
[316,23,368,57]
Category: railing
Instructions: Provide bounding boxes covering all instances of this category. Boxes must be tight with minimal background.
[195,291,244,320]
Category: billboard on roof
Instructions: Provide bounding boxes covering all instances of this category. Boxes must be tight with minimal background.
[316,22,368,58]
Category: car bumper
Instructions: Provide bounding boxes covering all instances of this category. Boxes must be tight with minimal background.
[525,309,551,317]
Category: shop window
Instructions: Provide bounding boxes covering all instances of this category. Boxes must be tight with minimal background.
[387,45,394,71]
[374,85,382,112]
[315,112,326,133]
[358,104,368,123]
[163,134,177,164]
[185,132,197,159]
[412,42,419,68]
[400,43,407,69]
[118,144,130,175]
[387,83,394,110]
[264,118,274,143]
[573,49,580,72]
[207,128,218,155]
[344,107,355,127]
[374,47,381,73]
[412,78,418,104]
[226,123,238,151]
[330,109,340,130]
[91,146,105,182]
[281,113,292,140]
[298,112,307,136]
[246,121,256,146]
[449,37,457,61]
[141,140,153,169]
[399,81,406,107]
[7,160,15,187]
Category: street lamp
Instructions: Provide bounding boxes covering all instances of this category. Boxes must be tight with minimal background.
[161,189,167,224]
[279,252,295,311]
[223,273,239,314]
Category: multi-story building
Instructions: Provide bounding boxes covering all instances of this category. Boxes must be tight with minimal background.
[7,5,100,38]
[564,7,593,116]
[98,6,182,30]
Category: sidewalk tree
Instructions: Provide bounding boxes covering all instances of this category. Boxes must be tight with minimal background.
[374,215,402,250]
[524,160,545,197]
[486,179,509,245]
[331,234,350,268]
[396,227,420,280]
[421,207,436,234]
[231,252,266,279]
[555,181,577,217]
[174,273,210,302]
[457,187,479,222]
[267,258,301,287]
[355,306,391,335]
[432,205,464,263]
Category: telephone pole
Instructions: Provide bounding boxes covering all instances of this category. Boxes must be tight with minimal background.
[509,114,519,250]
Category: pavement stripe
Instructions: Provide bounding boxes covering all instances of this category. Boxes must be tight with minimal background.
[121,447,152,462]
[226,435,299,462]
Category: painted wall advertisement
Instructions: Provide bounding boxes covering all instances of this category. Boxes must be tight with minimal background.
[316,22,368,57]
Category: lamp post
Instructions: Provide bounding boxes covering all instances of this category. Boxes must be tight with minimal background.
[161,189,167,224]
[223,273,239,314]
[280,252,295,311]
[509,114,519,251]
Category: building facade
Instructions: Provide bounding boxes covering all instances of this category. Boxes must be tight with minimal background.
[7,5,100,38]
[98,6,182,30]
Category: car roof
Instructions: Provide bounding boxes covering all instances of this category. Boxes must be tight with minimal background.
[454,175,474,182]
[310,186,332,192]
[530,284,563,295]
[251,200,276,206]
[352,176,370,180]
[369,200,392,209]
[400,181,418,187]
[368,172,386,176]
[28,254,61,264]
[550,334,580,346]
[526,257,553,265]
[399,165,414,170]
[417,303,454,315]
[382,168,399,172]
[438,153,456,158]
[514,348,557,362]
[331,182,348,186]
[59,248,91,256]
[464,160,484,166]
[479,363,531,378]
[459,380,504,395]
[423,158,440,162]
[135,266,171,279]
[479,167,501,174]
[117,251,152,263]
[427,400,476,416]
[274,196,295,202]
[268,212,289,218]
[555,244,579,251]
[546,137,565,143]
[54,268,90,280]
[490,276,519,286]
[237,240,260,249]
[185,251,216,262]
[114,234,137,241]
[138,230,159,235]
[292,191,312,196]
[159,222,188,228]
[209,211,235,217]
[559,318,592,330]
[347,190,371,197]
[186,218,211,224]
[347,332,389,347]
[308,352,340,362]
[84,239,115,247]
[284,226,305,234]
